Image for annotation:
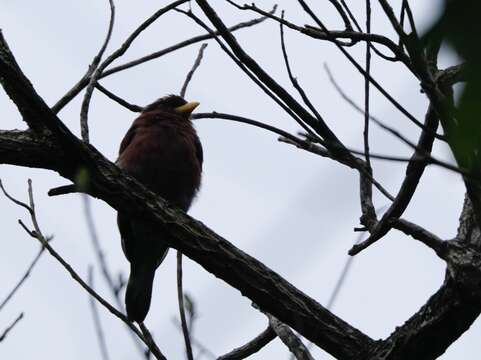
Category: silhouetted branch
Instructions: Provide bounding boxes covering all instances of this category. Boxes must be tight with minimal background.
[177,252,194,360]
[52,0,189,114]
[96,83,144,112]
[351,105,440,255]
[180,43,208,98]
[0,179,167,360]
[88,266,111,360]
[218,326,276,360]
[267,314,314,360]
[79,0,116,142]
[172,319,217,359]
[0,245,45,313]
[0,313,24,342]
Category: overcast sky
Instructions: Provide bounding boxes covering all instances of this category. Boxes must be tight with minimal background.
[0,1,479,359]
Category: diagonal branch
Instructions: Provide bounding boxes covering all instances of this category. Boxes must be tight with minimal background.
[0,313,24,342]
[0,245,45,312]
[350,105,440,255]
[217,325,276,360]
[79,0,116,143]
[266,313,314,360]
[52,7,274,114]
[177,252,194,360]
[52,0,189,114]
[180,43,208,98]
[194,0,357,164]
[88,266,111,360]
[0,42,374,360]
[0,180,168,359]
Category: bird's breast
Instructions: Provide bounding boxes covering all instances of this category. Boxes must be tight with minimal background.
[117,122,202,211]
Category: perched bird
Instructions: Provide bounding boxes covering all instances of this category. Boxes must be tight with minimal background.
[116,95,203,322]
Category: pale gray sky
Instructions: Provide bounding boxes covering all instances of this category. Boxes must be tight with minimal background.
[0,1,479,359]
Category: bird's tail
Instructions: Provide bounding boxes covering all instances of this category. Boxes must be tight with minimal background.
[125,264,156,323]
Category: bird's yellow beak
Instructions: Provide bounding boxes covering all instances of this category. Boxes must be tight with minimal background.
[175,101,200,114]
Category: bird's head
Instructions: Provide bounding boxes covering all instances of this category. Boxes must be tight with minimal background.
[142,95,199,119]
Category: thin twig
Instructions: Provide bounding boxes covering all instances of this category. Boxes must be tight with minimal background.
[349,104,440,256]
[327,0,353,30]
[172,319,217,359]
[177,8,319,140]
[401,0,418,38]
[0,313,24,342]
[0,180,167,360]
[177,251,194,360]
[103,7,276,79]
[0,246,45,312]
[83,196,117,296]
[79,0,116,142]
[88,266,111,360]
[266,313,314,360]
[96,83,144,112]
[296,0,441,139]
[83,192,147,356]
[52,0,188,114]
[324,65,467,177]
[139,323,167,360]
[337,0,398,61]
[328,233,364,309]
[359,0,375,228]
[218,326,276,360]
[227,2,403,62]
[279,12,325,124]
[363,0,372,169]
[180,43,208,98]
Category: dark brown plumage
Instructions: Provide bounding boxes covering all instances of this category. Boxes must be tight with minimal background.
[116,95,202,322]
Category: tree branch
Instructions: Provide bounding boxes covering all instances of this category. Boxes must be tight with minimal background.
[0,313,24,342]
[0,37,373,359]
[217,326,276,360]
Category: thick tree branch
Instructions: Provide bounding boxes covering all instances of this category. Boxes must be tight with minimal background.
[0,39,373,360]
[194,0,357,165]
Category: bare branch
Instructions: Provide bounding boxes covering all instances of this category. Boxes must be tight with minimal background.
[327,0,353,30]
[172,319,217,359]
[96,83,144,112]
[176,8,319,139]
[180,43,208,98]
[279,12,325,124]
[350,105,440,255]
[0,246,45,312]
[227,2,406,63]
[84,195,117,298]
[177,252,194,360]
[218,326,276,360]
[295,0,439,137]
[392,219,447,257]
[88,266,111,360]
[79,0,116,142]
[0,313,24,342]
[139,323,167,360]
[104,6,276,78]
[83,190,147,356]
[0,180,167,360]
[267,314,314,360]
[52,0,189,114]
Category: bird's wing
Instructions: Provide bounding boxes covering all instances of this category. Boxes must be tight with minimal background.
[118,124,137,156]
[194,134,203,166]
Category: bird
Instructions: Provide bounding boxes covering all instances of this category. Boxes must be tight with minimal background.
[116,95,203,323]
